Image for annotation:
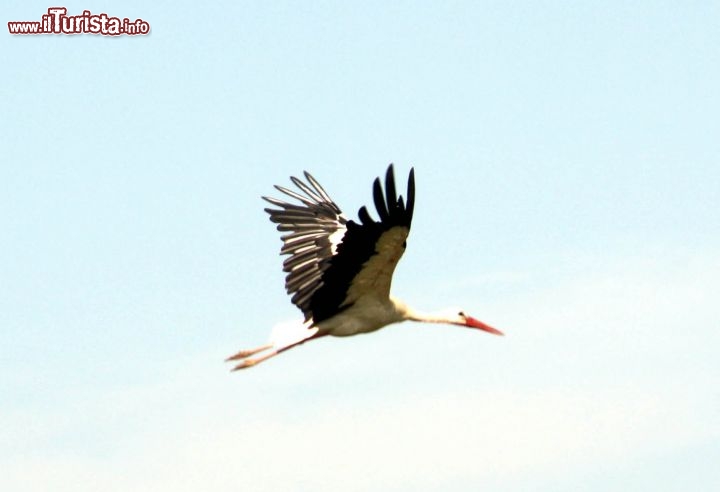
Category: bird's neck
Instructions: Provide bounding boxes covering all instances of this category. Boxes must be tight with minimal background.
[391,297,454,325]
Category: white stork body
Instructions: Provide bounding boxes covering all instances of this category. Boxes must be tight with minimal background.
[227,165,502,370]
[320,295,406,337]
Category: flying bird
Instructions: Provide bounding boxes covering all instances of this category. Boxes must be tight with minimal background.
[226,164,503,370]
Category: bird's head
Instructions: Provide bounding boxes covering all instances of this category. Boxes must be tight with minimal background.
[451,310,504,336]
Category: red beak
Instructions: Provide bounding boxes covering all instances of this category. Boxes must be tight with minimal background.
[465,316,504,336]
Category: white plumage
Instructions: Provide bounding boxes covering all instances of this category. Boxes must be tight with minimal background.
[227,164,502,370]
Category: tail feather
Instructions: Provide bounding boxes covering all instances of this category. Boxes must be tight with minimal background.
[226,320,319,371]
[270,319,319,351]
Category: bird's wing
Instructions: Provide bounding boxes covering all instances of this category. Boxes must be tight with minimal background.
[308,165,415,322]
[263,171,348,322]
[265,165,416,324]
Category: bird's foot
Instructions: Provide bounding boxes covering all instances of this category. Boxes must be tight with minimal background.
[230,359,256,371]
[225,344,274,361]
[229,348,278,371]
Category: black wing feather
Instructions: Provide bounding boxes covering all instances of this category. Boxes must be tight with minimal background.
[265,164,415,324]
[373,177,390,222]
[309,164,415,322]
[263,172,347,322]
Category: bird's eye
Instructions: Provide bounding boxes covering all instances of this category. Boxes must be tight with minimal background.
[458,311,466,317]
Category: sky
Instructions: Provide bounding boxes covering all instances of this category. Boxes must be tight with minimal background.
[2,1,719,491]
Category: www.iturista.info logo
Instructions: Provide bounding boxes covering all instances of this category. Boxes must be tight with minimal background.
[8,7,150,35]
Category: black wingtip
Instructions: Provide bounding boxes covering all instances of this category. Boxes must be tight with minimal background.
[404,168,415,224]
[356,164,416,228]
[358,205,373,225]
[373,176,389,222]
[384,164,398,213]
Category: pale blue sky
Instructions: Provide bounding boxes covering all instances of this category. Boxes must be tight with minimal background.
[2,2,719,491]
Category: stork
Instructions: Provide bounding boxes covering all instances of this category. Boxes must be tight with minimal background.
[226,164,503,370]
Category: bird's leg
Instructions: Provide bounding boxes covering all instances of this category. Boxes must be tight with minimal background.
[225,344,274,361]
[230,348,279,371]
[229,333,320,370]
[226,326,322,371]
